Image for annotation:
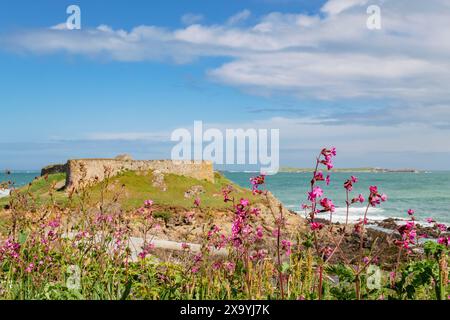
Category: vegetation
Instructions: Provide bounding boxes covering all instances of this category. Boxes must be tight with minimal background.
[0,148,448,300]
[0,171,259,210]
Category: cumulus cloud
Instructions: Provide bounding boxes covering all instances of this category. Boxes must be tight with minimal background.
[181,13,204,25]
[321,0,369,16]
[227,9,251,25]
[3,0,450,126]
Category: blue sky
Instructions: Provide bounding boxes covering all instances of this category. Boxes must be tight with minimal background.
[1,0,450,170]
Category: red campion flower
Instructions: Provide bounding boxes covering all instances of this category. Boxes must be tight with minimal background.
[310,222,324,231]
[319,198,335,213]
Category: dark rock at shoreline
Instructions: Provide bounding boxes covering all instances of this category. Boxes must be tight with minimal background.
[41,164,67,176]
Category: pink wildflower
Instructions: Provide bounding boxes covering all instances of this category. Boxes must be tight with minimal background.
[369,186,378,194]
[224,261,236,273]
[308,186,324,201]
[352,194,365,203]
[250,207,261,216]
[314,171,324,182]
[319,198,335,213]
[138,243,155,259]
[191,266,200,273]
[281,240,292,256]
[144,199,154,208]
[437,237,449,246]
[212,261,222,270]
[256,226,264,240]
[240,198,250,207]
[407,209,415,216]
[344,176,358,191]
[370,195,381,207]
[250,249,267,261]
[310,222,324,231]
[48,218,60,229]
[250,174,266,195]
[344,179,353,192]
[25,263,35,273]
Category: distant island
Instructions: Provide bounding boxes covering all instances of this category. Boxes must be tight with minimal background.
[279,167,421,173]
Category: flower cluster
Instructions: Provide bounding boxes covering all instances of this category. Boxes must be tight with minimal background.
[368,186,387,207]
[319,198,335,213]
[250,174,266,195]
[138,243,155,259]
[0,238,21,262]
[207,225,227,250]
[320,147,336,170]
[230,198,262,249]
[395,210,418,251]
[313,171,330,186]
[222,185,234,202]
[351,194,365,204]
[344,176,358,192]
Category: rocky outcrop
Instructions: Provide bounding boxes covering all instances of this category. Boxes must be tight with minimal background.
[41,164,67,176]
[65,159,214,191]
[115,154,133,161]
[184,185,206,198]
[152,170,167,191]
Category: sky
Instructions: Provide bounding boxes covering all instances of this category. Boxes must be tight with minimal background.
[0,0,449,170]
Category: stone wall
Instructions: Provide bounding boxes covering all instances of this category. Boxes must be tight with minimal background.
[65,159,214,191]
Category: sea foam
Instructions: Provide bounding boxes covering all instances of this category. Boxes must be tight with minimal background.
[0,189,10,198]
[296,207,388,223]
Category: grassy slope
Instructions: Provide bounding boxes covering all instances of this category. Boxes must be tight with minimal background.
[0,171,259,211]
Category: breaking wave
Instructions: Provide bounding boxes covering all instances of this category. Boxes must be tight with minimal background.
[0,189,10,198]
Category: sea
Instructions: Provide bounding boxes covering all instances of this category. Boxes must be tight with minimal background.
[1,171,449,224]
[224,171,450,225]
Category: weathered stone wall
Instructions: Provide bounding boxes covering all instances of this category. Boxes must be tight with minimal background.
[65,159,214,191]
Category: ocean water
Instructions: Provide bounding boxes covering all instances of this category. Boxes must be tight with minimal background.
[1,171,449,224]
[224,171,450,224]
[0,171,40,198]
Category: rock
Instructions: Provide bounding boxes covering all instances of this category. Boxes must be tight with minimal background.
[41,164,67,176]
[184,185,206,198]
[54,180,66,191]
[152,170,167,191]
[115,154,133,161]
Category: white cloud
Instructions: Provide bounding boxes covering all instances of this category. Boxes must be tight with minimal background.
[181,13,204,25]
[3,0,450,118]
[321,0,369,16]
[227,9,251,25]
[50,23,68,30]
[86,132,170,141]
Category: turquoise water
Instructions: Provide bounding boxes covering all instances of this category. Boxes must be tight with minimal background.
[0,171,40,197]
[224,171,450,224]
[0,171,40,188]
[2,171,449,224]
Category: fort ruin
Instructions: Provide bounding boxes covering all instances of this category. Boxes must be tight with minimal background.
[41,156,214,191]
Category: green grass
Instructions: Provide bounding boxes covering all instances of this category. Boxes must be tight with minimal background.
[0,173,67,207]
[0,171,259,212]
[87,170,259,211]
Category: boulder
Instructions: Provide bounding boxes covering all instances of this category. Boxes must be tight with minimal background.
[152,170,167,191]
[184,185,206,198]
